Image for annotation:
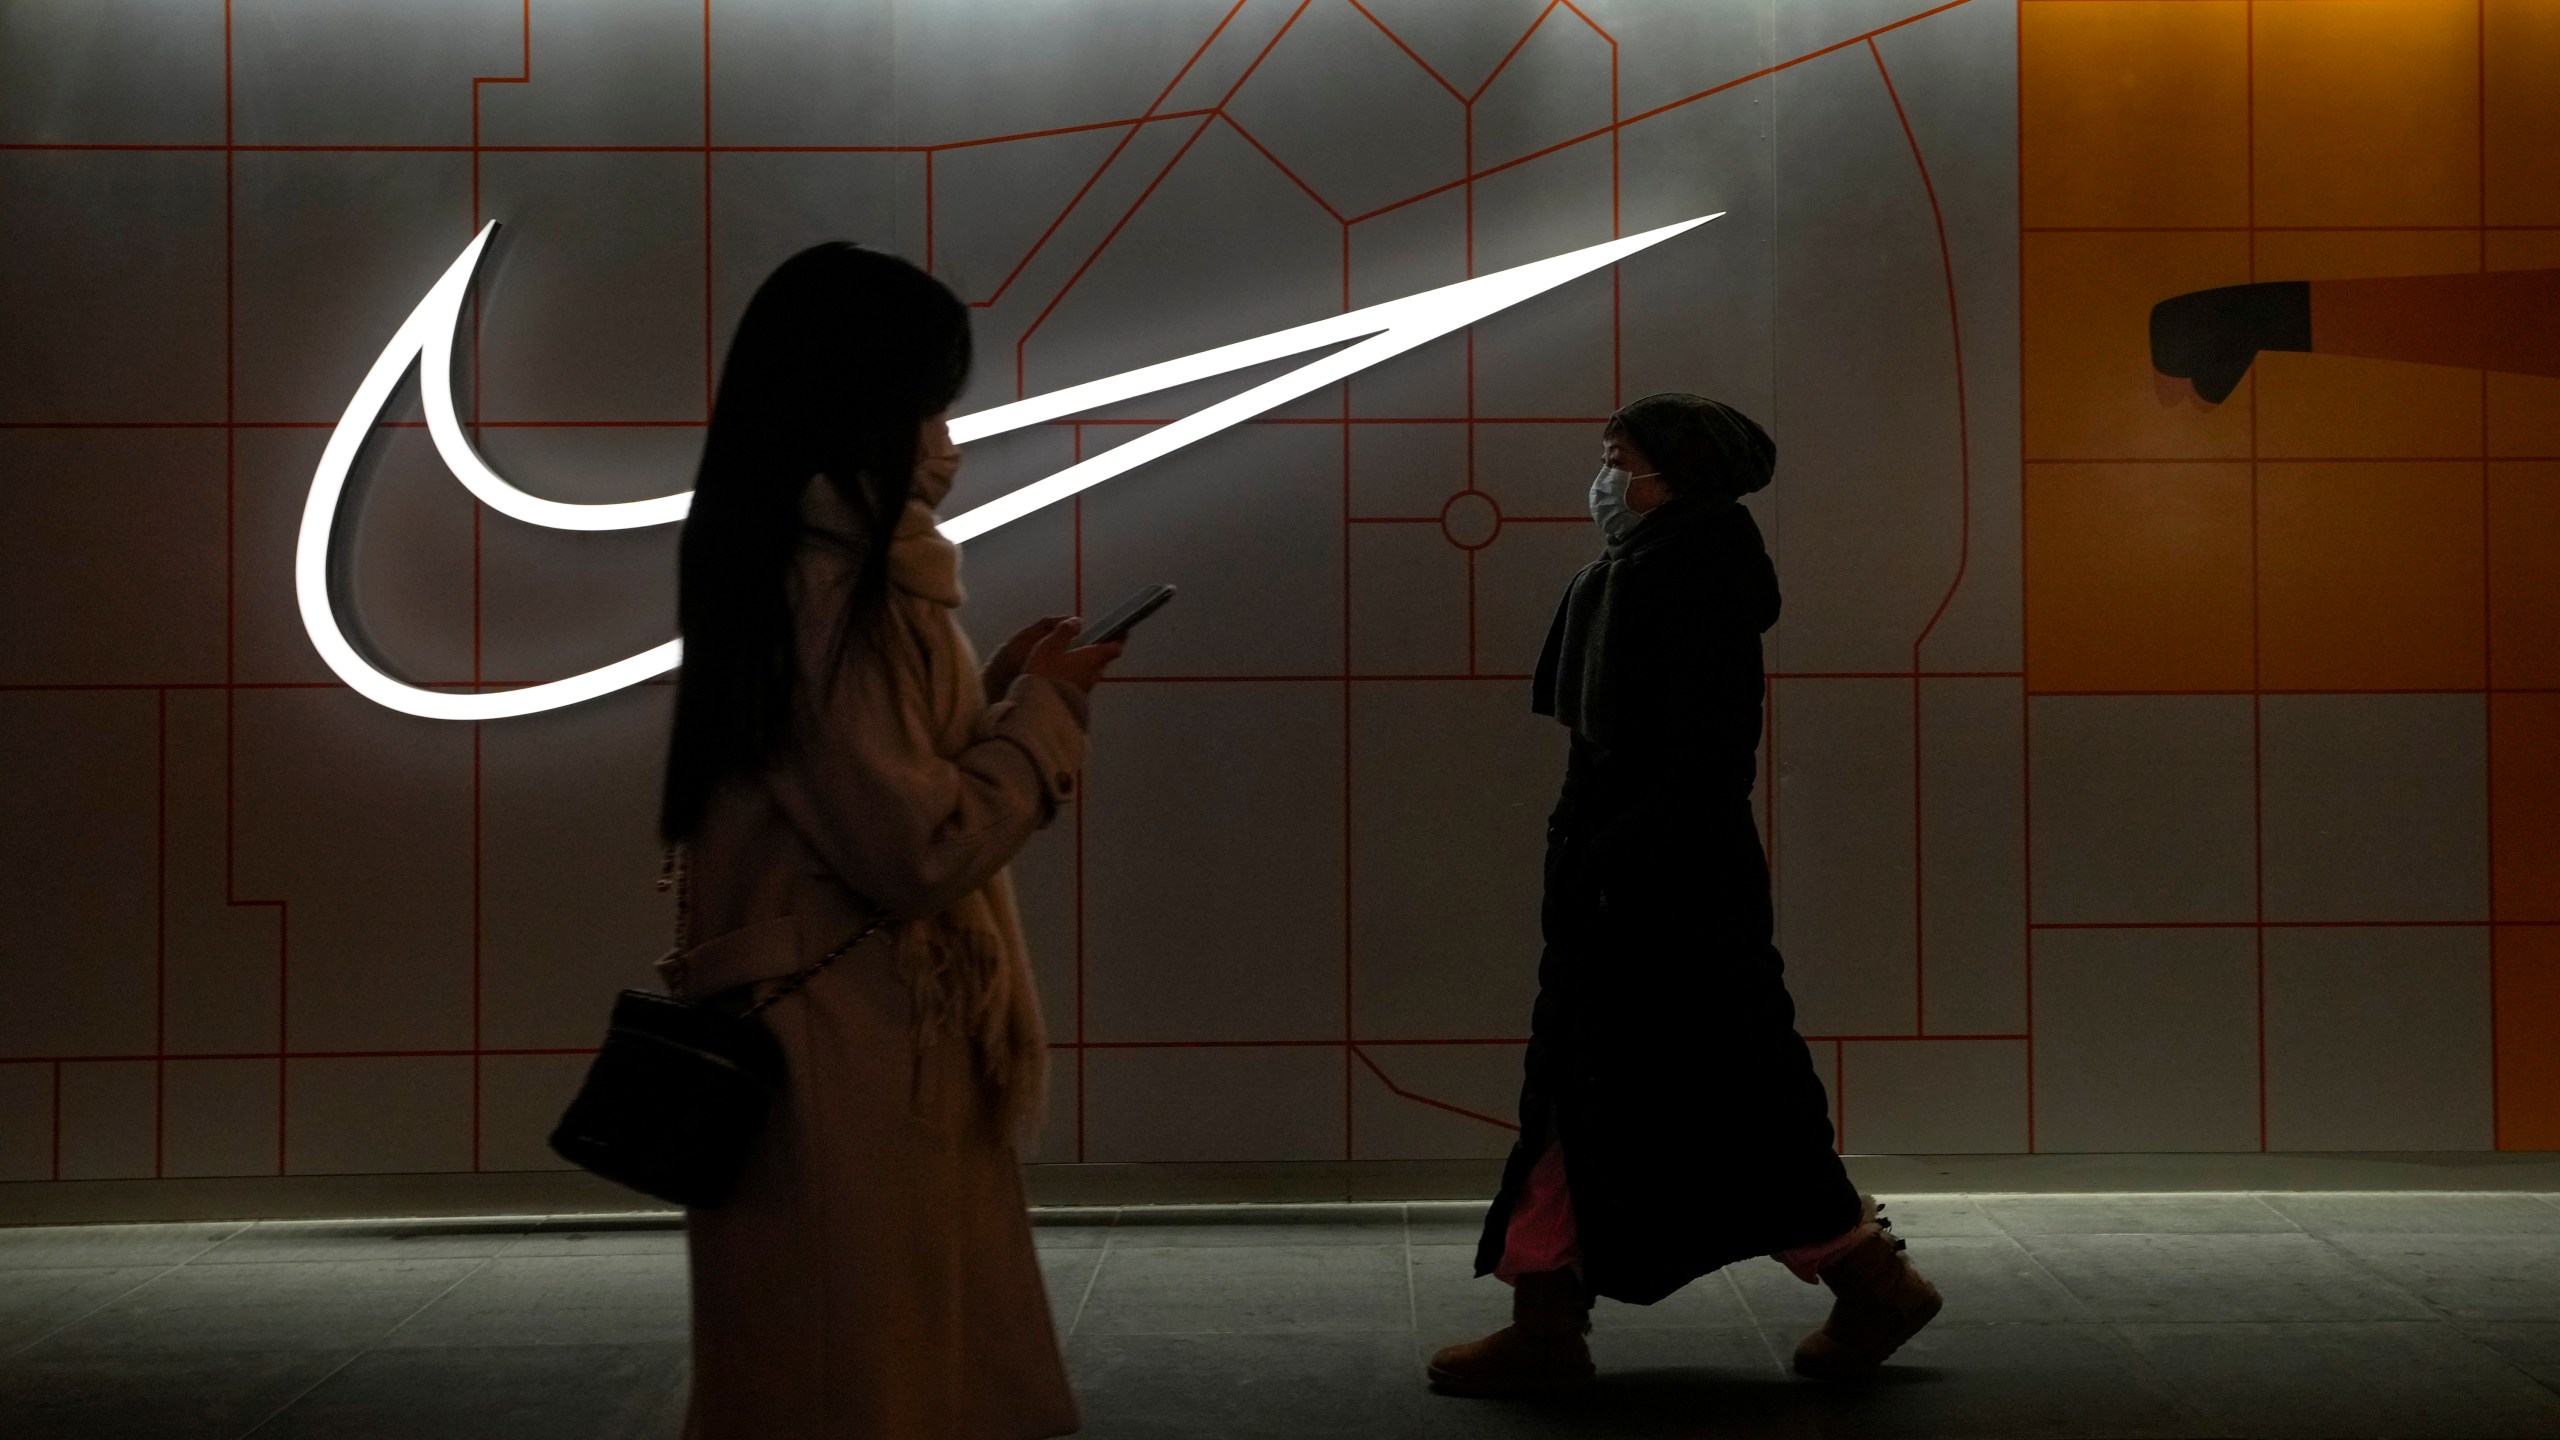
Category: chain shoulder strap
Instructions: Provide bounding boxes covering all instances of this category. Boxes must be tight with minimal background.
[657,845,691,955]
[661,843,890,1016]
[741,912,892,1019]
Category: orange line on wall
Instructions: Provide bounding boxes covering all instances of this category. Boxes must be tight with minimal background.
[1342,0,1984,226]
[1351,1047,1519,1134]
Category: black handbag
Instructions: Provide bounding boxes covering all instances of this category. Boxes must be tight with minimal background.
[548,850,887,1209]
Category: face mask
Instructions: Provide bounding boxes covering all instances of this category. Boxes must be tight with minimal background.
[1588,465,1656,544]
[913,419,962,508]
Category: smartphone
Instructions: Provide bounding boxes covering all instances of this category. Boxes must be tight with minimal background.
[1075,584,1176,648]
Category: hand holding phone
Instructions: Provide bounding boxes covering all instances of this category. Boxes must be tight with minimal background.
[1016,586,1171,697]
[1073,584,1176,649]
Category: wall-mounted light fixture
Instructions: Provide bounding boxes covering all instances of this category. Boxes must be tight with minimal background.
[298,213,1719,720]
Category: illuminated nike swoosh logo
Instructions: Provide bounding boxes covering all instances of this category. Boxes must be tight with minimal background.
[300,212,1719,720]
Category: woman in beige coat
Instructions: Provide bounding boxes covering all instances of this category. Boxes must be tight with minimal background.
[657,243,1116,1440]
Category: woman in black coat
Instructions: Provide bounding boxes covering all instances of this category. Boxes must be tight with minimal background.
[1427,394,1942,1398]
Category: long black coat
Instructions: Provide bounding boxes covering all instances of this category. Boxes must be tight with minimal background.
[1472,496,1860,1306]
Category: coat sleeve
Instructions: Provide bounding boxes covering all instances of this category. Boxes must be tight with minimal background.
[763,571,1088,921]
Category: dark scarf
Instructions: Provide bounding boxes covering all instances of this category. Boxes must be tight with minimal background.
[1531,499,1720,747]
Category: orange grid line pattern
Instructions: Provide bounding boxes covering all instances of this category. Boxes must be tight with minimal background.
[0,0,2047,1180]
[2018,0,2559,1149]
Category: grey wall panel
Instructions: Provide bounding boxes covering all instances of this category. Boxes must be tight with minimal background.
[1770,48,1966,676]
[1083,1045,1344,1163]
[1840,1038,2028,1155]
[1581,0,1772,119]
[477,0,708,148]
[163,693,291,1058]
[0,431,229,686]
[0,153,228,423]
[1471,146,1621,420]
[0,0,230,145]
[1918,677,2027,1036]
[232,153,477,424]
[56,1061,159,1181]
[1872,2,2022,675]
[706,1,896,147]
[954,120,1212,417]
[1022,125,1347,410]
[1467,9,1616,174]
[2262,927,2493,1153]
[1474,424,1597,520]
[1356,0,1581,100]
[2031,927,2264,1154]
[284,1055,475,1174]
[1350,1044,1524,1161]
[231,692,476,1055]
[2029,695,2260,927]
[1772,677,1918,1039]
[230,0,522,146]
[161,1059,284,1179]
[1347,423,1464,520]
[476,153,711,423]
[1349,682,1560,1042]
[477,686,674,1052]
[1082,682,1345,1044]
[1222,0,1467,220]
[0,693,162,1059]
[926,133,1116,307]
[1347,526,1471,676]
[1616,83,1778,427]
[890,0,1263,148]
[0,1070,49,1183]
[2260,694,2490,925]
[225,428,364,686]
[1777,0,1956,57]
[1080,423,1346,677]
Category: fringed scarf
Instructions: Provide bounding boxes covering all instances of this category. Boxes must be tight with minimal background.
[877,496,1049,1139]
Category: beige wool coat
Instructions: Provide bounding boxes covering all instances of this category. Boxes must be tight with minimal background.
[665,474,1086,1440]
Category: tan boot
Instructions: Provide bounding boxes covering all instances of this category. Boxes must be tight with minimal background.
[1793,1198,1943,1380]
[1426,1269,1597,1398]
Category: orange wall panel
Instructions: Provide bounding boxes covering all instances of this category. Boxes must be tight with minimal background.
[2024,231,2256,462]
[2020,0,2251,230]
[2252,0,2482,228]
[2027,0,2558,1150]
[2026,461,2256,692]
[2256,460,2485,692]
[2485,0,2560,226]
[2251,230,2484,461]
[2494,925,2560,1149]
[2492,694,2560,923]
[2488,461,2560,689]
[2485,231,2560,458]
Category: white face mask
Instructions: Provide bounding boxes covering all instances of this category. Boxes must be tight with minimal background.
[913,416,962,508]
[1588,465,1656,544]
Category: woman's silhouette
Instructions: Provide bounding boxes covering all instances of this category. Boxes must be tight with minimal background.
[1430,394,1943,1397]
[660,243,1115,1440]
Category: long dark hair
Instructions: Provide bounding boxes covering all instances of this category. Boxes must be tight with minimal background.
[659,243,971,841]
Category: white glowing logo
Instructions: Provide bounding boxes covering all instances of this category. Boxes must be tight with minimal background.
[300,213,1719,720]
